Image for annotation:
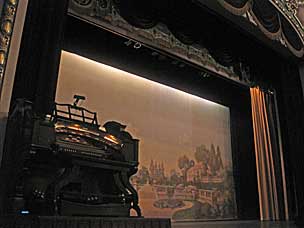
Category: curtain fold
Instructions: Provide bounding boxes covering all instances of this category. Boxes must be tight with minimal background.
[218,0,251,16]
[250,87,288,221]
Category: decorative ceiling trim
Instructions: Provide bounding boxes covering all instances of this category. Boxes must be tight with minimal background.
[68,0,252,87]
[0,0,19,98]
[218,0,304,57]
[270,0,304,56]
[218,0,251,16]
[270,0,304,39]
[249,6,282,40]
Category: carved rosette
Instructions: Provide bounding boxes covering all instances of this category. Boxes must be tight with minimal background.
[0,0,18,97]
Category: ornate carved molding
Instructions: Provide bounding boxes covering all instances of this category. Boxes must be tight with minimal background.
[271,0,304,37]
[218,0,304,57]
[0,0,19,98]
[282,0,304,26]
[68,0,251,87]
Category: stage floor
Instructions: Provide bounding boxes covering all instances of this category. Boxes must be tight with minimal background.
[172,220,298,228]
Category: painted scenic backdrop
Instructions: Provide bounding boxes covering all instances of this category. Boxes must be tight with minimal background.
[56,51,237,221]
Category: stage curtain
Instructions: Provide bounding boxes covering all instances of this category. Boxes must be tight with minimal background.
[250,0,281,39]
[218,0,250,16]
[250,87,288,221]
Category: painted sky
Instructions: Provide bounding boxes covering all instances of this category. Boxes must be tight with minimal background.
[56,51,232,173]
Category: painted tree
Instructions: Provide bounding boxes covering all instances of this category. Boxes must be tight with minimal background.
[194,144,209,176]
[178,155,194,184]
[194,144,207,162]
[169,169,180,185]
[209,144,217,176]
[137,166,150,184]
[215,146,224,171]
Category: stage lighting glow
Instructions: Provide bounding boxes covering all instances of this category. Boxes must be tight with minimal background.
[62,51,222,108]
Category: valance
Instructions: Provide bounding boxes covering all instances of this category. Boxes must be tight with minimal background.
[219,0,304,57]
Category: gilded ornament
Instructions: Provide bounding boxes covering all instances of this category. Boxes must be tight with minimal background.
[0,52,6,65]
[6,5,16,16]
[9,0,17,6]
[286,0,299,11]
[2,20,12,35]
[0,0,19,97]
[0,35,9,47]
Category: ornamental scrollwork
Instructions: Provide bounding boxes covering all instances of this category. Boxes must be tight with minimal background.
[218,0,304,57]
[0,0,19,99]
[271,0,304,38]
[285,0,304,12]
[72,0,93,6]
[68,0,248,86]
[97,0,108,9]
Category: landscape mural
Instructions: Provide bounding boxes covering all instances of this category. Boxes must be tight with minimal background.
[56,51,237,221]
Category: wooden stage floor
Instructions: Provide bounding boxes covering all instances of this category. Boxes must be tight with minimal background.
[172,220,299,228]
[0,216,301,228]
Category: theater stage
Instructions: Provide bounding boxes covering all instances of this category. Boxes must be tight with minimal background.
[172,220,298,228]
[0,217,298,228]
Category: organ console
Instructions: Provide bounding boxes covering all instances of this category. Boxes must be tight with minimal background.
[6,96,141,217]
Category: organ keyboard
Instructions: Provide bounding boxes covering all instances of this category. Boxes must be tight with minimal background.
[6,97,141,217]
